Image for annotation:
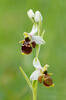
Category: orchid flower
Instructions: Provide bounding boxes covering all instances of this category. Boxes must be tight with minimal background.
[30,57,54,87]
[19,31,45,55]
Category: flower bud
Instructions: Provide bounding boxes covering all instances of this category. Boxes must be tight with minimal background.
[27,9,34,20]
[34,11,42,23]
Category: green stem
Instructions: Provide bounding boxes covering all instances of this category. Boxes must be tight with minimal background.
[38,18,42,36]
[36,45,40,58]
[33,87,37,100]
[32,81,38,100]
[33,19,42,100]
[36,18,42,58]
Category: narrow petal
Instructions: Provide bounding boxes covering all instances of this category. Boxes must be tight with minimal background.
[30,70,41,80]
[33,57,42,69]
[24,32,29,38]
[42,64,49,72]
[29,24,37,35]
[32,36,45,45]
[24,32,31,40]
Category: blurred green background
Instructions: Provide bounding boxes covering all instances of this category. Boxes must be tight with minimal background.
[0,0,66,100]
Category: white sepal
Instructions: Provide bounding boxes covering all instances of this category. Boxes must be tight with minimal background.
[34,11,42,23]
[33,57,42,69]
[29,24,37,35]
[27,9,34,19]
[30,70,41,80]
[32,36,45,45]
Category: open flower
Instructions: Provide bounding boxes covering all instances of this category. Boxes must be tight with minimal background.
[19,34,36,55]
[30,58,54,87]
[19,32,45,55]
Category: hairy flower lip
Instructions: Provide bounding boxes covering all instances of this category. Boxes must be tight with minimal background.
[21,38,32,54]
[43,74,53,87]
[21,37,36,55]
[23,40,30,46]
[38,74,53,87]
[21,45,32,54]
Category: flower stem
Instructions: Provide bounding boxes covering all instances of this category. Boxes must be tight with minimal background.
[36,45,40,58]
[19,66,32,90]
[32,80,38,100]
[33,88,37,100]
[33,19,42,100]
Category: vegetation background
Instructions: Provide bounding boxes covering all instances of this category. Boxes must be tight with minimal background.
[0,0,66,100]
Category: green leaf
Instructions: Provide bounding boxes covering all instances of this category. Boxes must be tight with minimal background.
[19,66,32,90]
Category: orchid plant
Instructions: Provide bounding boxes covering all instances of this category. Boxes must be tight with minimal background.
[19,9,54,100]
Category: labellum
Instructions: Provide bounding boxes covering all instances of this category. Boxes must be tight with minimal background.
[43,74,53,87]
[21,45,32,54]
[21,37,36,54]
[38,70,53,87]
[21,37,32,54]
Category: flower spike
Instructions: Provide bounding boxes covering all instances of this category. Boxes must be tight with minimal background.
[19,9,54,100]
